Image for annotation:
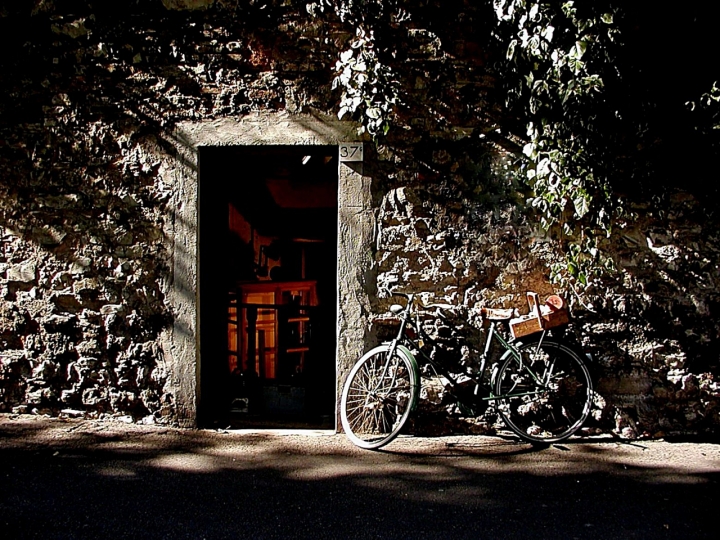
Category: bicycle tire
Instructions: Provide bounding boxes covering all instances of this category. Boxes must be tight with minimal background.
[340,345,418,450]
[494,339,593,444]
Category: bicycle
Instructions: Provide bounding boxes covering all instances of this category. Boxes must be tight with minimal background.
[340,290,594,450]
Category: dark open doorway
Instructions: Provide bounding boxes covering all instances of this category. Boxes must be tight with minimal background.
[198,146,337,428]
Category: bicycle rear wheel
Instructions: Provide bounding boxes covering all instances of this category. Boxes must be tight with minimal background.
[340,345,418,450]
[494,340,593,444]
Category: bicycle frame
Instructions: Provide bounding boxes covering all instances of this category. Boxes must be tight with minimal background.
[387,293,553,407]
[341,289,593,448]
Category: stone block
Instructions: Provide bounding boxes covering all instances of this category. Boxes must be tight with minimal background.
[7,262,36,283]
[596,375,653,396]
[73,278,100,295]
[70,257,92,275]
[0,350,26,371]
[161,0,214,11]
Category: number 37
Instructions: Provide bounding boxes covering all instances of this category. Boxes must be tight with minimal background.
[339,143,363,162]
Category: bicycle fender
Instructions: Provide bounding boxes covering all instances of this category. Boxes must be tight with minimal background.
[395,344,421,411]
[491,346,520,390]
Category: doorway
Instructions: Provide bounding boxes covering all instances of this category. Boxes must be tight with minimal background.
[198,146,338,428]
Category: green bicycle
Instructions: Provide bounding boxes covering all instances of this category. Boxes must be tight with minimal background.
[340,290,594,450]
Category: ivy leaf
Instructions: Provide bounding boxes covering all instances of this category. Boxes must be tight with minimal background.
[529,3,539,20]
[507,39,517,60]
[573,192,590,217]
[543,24,554,42]
[574,40,588,59]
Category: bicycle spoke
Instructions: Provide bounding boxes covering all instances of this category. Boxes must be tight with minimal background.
[341,346,417,449]
[495,340,592,443]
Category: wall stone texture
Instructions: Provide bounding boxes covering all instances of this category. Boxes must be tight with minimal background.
[0,1,718,438]
[371,181,720,439]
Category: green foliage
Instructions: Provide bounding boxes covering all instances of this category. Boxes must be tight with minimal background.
[308,2,720,293]
[701,81,720,110]
[308,0,403,137]
[688,81,720,136]
[332,26,398,137]
[308,0,629,288]
[494,0,622,290]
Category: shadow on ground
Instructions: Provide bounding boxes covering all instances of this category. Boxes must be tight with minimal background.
[1,416,718,539]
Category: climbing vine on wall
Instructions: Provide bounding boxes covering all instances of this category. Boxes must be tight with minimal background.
[308,0,629,291]
[307,0,403,137]
[493,0,623,290]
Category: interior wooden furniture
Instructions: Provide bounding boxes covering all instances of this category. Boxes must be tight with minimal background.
[228,280,318,383]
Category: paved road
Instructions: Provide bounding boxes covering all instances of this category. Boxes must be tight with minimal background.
[1,415,718,539]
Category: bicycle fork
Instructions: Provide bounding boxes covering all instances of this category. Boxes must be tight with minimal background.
[372,302,414,394]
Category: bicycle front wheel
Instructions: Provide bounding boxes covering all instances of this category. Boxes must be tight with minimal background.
[340,345,418,450]
[494,340,593,444]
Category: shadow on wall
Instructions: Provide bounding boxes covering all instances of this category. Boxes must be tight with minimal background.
[0,3,329,420]
[566,193,720,438]
[371,183,720,439]
[0,119,174,418]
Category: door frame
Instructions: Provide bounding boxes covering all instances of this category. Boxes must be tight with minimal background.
[159,113,374,428]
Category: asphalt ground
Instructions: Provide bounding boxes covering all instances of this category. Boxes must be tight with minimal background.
[1,414,718,539]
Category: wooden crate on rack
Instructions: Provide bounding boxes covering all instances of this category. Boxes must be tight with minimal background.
[509,292,569,339]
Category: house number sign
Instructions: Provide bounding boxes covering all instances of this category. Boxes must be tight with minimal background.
[339,143,363,162]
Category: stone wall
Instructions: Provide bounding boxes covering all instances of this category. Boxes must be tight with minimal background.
[0,1,718,437]
[0,1,342,423]
[371,181,720,438]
